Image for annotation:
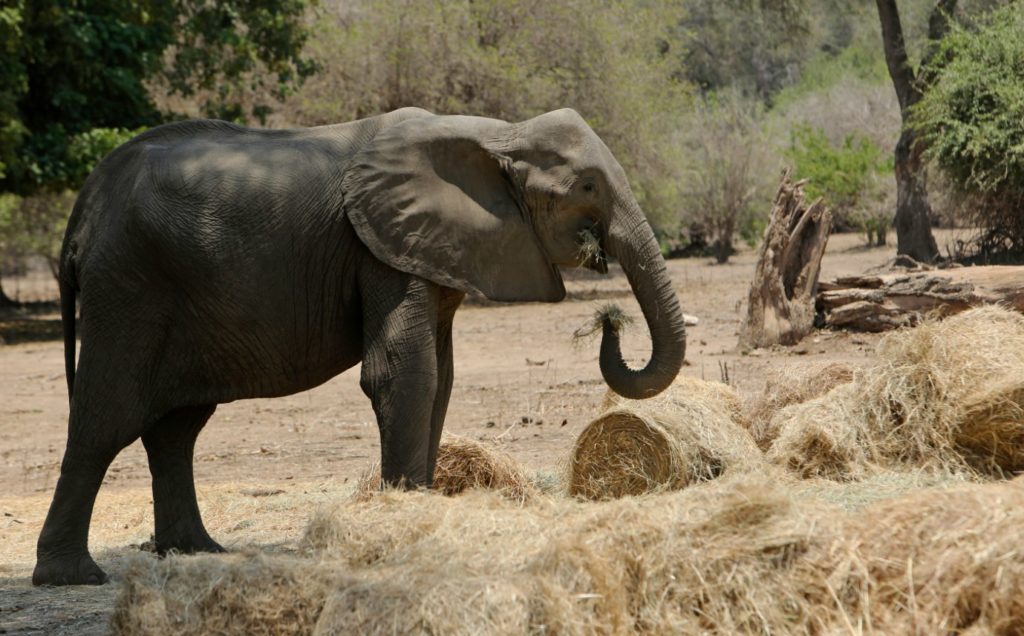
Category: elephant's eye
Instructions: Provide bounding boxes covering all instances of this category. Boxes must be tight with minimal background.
[583,183,595,194]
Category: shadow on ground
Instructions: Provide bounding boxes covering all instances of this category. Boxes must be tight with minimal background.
[0,302,62,345]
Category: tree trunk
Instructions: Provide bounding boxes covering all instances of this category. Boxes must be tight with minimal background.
[875,0,950,263]
[0,276,15,307]
[893,127,939,261]
[740,170,832,348]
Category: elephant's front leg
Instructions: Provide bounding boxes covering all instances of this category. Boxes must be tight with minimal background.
[359,271,442,488]
[426,289,465,477]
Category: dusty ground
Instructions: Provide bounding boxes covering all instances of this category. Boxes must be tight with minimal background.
[0,232,959,634]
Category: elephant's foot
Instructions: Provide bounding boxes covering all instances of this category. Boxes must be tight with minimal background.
[155,530,225,556]
[32,552,108,586]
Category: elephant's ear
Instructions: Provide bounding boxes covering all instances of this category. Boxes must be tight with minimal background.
[342,115,565,302]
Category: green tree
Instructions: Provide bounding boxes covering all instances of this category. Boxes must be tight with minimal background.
[0,1,318,302]
[0,0,317,196]
[674,0,815,101]
[913,3,1024,260]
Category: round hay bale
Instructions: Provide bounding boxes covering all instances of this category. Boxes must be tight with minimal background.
[602,374,746,424]
[856,305,1024,469]
[570,386,762,500]
[956,379,1024,473]
[355,437,535,502]
[745,362,855,450]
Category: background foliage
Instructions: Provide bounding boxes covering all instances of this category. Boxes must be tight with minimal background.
[912,3,1024,260]
[0,0,1020,299]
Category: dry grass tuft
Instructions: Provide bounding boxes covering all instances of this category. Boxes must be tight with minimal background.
[571,377,762,499]
[572,303,633,342]
[744,361,855,450]
[768,306,1024,478]
[354,437,536,502]
[111,473,1024,635]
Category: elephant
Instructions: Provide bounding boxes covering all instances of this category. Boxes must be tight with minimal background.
[32,107,686,586]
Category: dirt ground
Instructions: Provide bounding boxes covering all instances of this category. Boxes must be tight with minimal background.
[0,231,964,634]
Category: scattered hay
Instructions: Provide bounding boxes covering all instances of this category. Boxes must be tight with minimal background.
[744,361,855,450]
[109,552,337,636]
[570,377,762,499]
[768,306,1024,478]
[354,437,536,502]
[113,476,838,635]
[111,474,1024,635]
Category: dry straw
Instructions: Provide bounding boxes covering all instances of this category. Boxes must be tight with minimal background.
[570,376,762,499]
[355,437,536,502]
[744,361,855,450]
[768,306,1024,478]
[111,473,1024,635]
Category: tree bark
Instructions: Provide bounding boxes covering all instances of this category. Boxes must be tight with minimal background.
[0,277,15,307]
[875,0,949,263]
[740,170,832,348]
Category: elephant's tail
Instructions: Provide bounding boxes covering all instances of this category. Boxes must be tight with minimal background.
[59,261,77,404]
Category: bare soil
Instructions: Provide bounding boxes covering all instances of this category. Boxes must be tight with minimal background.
[0,232,952,634]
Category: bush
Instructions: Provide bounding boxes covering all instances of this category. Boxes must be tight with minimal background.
[912,3,1024,261]
[676,91,777,263]
[787,126,892,244]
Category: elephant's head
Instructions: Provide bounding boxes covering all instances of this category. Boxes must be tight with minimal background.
[343,108,686,399]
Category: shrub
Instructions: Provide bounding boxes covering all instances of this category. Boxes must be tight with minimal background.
[912,3,1024,261]
[676,91,777,263]
[787,125,892,243]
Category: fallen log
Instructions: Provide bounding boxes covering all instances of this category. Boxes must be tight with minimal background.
[818,265,1024,331]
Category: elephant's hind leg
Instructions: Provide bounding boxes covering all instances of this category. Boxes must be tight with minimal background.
[142,404,223,555]
[33,398,146,585]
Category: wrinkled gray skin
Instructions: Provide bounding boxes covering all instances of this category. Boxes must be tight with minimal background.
[33,108,686,586]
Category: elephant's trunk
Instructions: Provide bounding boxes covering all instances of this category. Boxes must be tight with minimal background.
[599,198,686,399]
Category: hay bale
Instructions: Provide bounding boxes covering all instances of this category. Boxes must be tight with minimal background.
[354,437,536,502]
[602,374,747,425]
[433,437,535,501]
[957,379,1024,473]
[571,377,762,499]
[765,383,873,480]
[744,361,855,450]
[768,306,1024,478]
[831,479,1024,633]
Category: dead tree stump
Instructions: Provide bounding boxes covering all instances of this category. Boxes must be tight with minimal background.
[740,170,832,348]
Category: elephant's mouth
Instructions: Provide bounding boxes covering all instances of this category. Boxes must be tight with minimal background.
[576,227,608,274]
